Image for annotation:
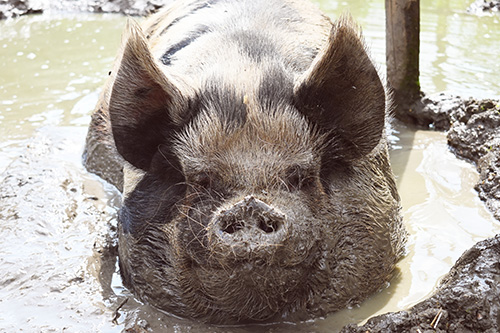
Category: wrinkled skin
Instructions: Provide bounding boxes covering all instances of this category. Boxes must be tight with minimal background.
[84,0,406,324]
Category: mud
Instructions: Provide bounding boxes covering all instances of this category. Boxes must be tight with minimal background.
[341,234,500,332]
[0,127,122,331]
[0,0,168,19]
[448,99,500,221]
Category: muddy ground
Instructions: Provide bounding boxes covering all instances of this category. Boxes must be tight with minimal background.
[342,235,500,332]
[1,0,500,331]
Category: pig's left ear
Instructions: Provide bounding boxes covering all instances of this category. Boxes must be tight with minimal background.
[294,15,385,162]
[108,20,185,171]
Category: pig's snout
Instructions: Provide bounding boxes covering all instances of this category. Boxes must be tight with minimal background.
[218,196,285,235]
[209,196,288,260]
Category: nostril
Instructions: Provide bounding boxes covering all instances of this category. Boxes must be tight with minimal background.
[216,197,285,236]
[258,217,280,233]
[220,215,244,234]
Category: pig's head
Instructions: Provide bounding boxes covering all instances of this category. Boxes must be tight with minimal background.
[108,17,403,323]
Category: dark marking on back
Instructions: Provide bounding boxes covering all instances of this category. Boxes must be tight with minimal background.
[159,0,222,36]
[161,25,210,65]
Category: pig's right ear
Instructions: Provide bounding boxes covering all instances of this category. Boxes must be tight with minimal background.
[108,20,185,171]
[294,15,386,163]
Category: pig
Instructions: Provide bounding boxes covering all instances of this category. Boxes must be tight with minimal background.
[83,0,406,324]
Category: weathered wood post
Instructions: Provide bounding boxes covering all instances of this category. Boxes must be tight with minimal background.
[386,0,421,122]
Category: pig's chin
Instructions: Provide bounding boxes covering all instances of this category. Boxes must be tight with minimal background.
[178,226,320,322]
[187,260,313,322]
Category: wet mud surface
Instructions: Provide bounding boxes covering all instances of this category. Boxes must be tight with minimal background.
[0,128,122,331]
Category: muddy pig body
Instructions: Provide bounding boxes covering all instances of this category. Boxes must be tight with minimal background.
[83,0,406,323]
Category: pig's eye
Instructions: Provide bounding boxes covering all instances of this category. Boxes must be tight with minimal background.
[284,168,315,191]
[190,172,221,190]
[188,172,228,199]
[192,172,212,188]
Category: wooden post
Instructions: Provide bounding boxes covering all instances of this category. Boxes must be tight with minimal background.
[386,0,421,122]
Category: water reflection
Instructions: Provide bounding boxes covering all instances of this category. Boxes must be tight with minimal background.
[419,0,500,98]
[317,0,500,99]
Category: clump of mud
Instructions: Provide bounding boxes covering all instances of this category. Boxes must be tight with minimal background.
[448,99,500,221]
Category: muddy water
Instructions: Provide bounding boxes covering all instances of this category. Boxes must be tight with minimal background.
[0,1,499,332]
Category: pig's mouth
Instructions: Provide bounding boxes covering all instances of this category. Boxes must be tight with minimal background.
[184,255,316,322]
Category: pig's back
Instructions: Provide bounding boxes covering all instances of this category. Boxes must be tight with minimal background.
[142,0,331,89]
